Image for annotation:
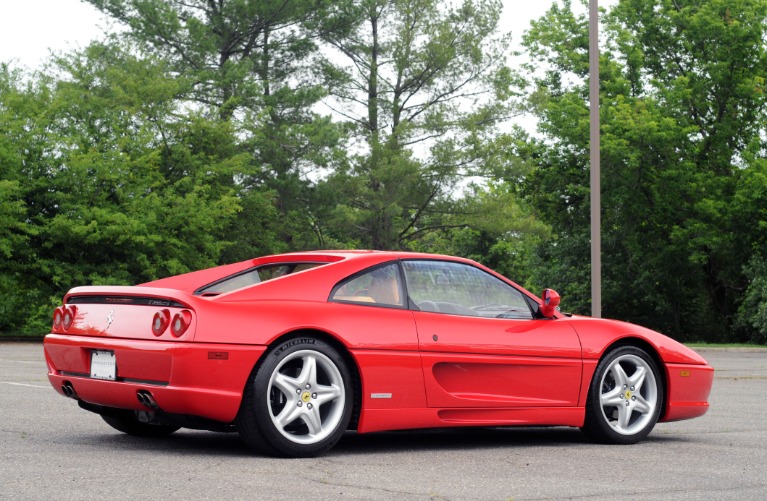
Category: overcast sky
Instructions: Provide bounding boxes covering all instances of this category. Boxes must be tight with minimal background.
[0,0,594,70]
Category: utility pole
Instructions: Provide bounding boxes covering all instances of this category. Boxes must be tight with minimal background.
[589,0,601,318]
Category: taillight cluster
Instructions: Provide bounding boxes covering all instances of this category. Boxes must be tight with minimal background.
[53,305,77,331]
[152,309,192,337]
[152,309,171,336]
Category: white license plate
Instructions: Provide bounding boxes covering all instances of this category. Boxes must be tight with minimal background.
[90,350,116,381]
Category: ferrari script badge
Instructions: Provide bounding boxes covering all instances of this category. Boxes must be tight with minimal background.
[106,309,114,330]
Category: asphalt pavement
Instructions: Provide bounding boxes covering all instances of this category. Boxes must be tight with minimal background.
[1,343,765,500]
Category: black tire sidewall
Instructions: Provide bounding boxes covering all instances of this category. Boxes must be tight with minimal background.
[245,337,353,457]
[583,346,664,444]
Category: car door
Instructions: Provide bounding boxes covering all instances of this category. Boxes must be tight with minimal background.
[402,259,582,408]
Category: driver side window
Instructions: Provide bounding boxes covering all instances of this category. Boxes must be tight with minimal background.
[402,260,533,319]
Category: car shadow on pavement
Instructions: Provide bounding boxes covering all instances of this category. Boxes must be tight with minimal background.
[71,425,688,458]
[334,427,588,455]
[77,430,255,457]
[332,426,694,455]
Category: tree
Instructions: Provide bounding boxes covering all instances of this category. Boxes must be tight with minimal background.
[316,0,527,249]
[732,157,767,343]
[519,0,767,341]
[0,44,271,335]
[0,65,36,334]
[610,0,767,339]
[86,0,347,248]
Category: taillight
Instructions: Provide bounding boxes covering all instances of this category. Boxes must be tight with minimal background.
[151,309,171,336]
[52,306,64,330]
[170,310,192,337]
[62,305,77,330]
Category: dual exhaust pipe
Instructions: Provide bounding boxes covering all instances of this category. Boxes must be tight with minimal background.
[136,390,159,410]
[61,382,77,399]
[61,382,159,411]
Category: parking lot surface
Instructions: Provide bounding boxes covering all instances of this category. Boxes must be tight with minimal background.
[1,343,765,500]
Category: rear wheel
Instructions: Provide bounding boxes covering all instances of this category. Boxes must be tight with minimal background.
[237,337,353,457]
[101,410,180,437]
[581,346,663,444]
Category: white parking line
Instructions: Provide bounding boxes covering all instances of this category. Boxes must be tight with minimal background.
[0,382,50,389]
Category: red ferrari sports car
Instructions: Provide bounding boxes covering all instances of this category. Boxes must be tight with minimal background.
[44,251,713,457]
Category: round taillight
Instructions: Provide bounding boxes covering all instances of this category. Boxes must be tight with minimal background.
[152,309,171,336]
[52,307,64,330]
[170,310,192,337]
[62,305,77,330]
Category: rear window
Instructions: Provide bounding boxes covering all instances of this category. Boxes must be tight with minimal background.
[196,262,324,296]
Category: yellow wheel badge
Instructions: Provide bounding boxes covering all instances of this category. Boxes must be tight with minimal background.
[301,391,312,403]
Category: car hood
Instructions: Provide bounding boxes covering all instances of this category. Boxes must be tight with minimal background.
[564,315,709,365]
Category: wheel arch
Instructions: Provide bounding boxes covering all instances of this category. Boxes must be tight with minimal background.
[255,328,363,431]
[598,337,669,421]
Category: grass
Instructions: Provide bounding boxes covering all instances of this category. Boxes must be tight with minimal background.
[685,342,767,348]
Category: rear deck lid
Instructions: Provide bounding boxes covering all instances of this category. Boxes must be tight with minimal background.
[52,286,196,341]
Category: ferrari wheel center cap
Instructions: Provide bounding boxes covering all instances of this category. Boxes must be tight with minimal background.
[301,391,312,403]
[624,390,632,400]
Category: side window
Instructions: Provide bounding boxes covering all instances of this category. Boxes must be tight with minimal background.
[402,260,533,319]
[330,263,405,307]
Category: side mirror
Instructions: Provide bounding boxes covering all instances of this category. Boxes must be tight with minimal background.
[539,289,560,318]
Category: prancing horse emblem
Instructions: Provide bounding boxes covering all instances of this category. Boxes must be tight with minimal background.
[106,309,114,330]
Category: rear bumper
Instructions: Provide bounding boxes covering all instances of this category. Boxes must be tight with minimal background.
[44,334,266,423]
[661,362,714,422]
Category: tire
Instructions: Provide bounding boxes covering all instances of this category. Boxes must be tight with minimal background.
[581,346,663,444]
[236,337,353,457]
[101,410,180,437]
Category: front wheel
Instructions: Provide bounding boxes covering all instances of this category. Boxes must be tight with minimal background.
[236,337,353,457]
[581,346,663,444]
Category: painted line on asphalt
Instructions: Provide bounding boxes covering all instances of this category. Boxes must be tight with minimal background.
[0,382,50,389]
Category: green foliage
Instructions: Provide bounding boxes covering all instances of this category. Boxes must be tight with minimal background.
[736,255,767,344]
[86,0,316,119]
[519,0,767,341]
[0,45,277,335]
[4,0,767,345]
[316,0,529,250]
[86,0,348,250]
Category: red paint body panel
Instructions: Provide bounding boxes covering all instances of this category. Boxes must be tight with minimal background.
[564,316,708,365]
[413,313,582,409]
[358,408,585,433]
[661,363,714,422]
[351,350,427,409]
[45,334,265,422]
[43,251,713,440]
[421,353,582,408]
[414,314,580,358]
[191,300,419,350]
[55,297,196,342]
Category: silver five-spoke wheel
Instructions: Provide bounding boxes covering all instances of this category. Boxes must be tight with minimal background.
[598,353,658,435]
[582,346,663,444]
[237,337,353,457]
[268,350,346,445]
